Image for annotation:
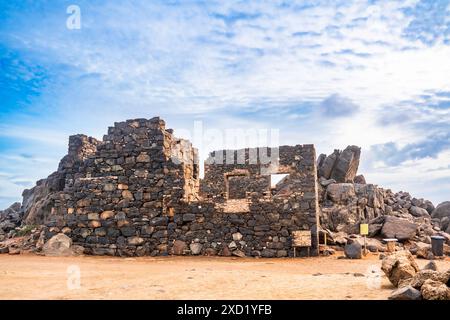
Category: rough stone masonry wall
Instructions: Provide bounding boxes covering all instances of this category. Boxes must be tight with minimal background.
[45,117,199,256]
[194,145,320,257]
[39,118,319,257]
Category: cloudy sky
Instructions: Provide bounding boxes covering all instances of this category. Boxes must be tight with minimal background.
[1,0,449,209]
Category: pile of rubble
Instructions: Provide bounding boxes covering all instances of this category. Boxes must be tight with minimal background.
[382,250,449,300]
[0,202,22,241]
[317,146,450,259]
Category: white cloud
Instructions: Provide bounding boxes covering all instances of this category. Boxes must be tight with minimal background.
[0,0,449,207]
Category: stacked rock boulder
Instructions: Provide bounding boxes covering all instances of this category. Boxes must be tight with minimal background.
[382,251,450,300]
[0,202,22,241]
[317,146,450,257]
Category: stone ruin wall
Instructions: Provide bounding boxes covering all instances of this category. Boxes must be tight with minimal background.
[199,146,320,257]
[36,117,319,257]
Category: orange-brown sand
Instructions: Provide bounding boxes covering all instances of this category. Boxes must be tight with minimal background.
[1,253,449,300]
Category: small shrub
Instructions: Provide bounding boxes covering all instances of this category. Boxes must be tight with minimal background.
[16,225,38,237]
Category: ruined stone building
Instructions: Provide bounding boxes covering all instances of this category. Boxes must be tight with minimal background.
[19,117,320,257]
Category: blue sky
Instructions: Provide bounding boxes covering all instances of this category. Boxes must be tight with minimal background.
[0,0,449,208]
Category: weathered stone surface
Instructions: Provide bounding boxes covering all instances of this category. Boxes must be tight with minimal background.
[318,146,361,183]
[182,214,196,222]
[172,240,187,255]
[388,285,422,300]
[416,244,432,259]
[232,249,245,257]
[0,202,22,235]
[72,245,85,255]
[100,211,114,220]
[409,270,441,289]
[328,231,348,245]
[42,233,73,256]
[381,216,417,241]
[128,236,144,245]
[232,232,243,241]
[421,279,450,300]
[354,174,366,184]
[432,201,450,220]
[344,241,362,259]
[319,178,336,187]
[381,251,420,287]
[318,151,338,180]
[261,249,277,258]
[423,261,438,271]
[326,183,355,203]
[409,206,429,217]
[189,243,202,255]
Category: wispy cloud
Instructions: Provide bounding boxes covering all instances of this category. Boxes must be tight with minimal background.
[0,0,449,207]
[319,94,360,118]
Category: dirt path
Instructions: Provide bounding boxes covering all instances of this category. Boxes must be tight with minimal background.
[1,253,449,300]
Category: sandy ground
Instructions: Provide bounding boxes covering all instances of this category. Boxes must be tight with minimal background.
[0,253,449,300]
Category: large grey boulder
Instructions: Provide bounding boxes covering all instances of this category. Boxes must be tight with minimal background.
[42,233,73,256]
[409,206,429,217]
[388,285,422,300]
[381,216,417,241]
[432,201,450,220]
[330,146,361,183]
[0,202,22,234]
[326,183,355,203]
[344,241,362,259]
[317,145,361,183]
[318,150,339,179]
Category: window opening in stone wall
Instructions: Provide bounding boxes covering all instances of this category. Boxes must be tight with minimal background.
[270,173,289,188]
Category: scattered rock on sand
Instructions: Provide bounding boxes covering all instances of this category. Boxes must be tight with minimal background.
[344,241,362,259]
[421,279,450,300]
[42,233,73,256]
[388,285,422,300]
[422,261,438,271]
[381,250,419,287]
[416,243,433,259]
[409,270,442,289]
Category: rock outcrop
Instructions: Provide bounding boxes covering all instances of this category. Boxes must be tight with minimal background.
[432,201,450,220]
[0,202,22,240]
[383,252,450,300]
[381,216,417,241]
[317,145,361,183]
[20,135,100,225]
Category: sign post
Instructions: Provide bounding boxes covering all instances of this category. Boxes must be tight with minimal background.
[360,223,369,256]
